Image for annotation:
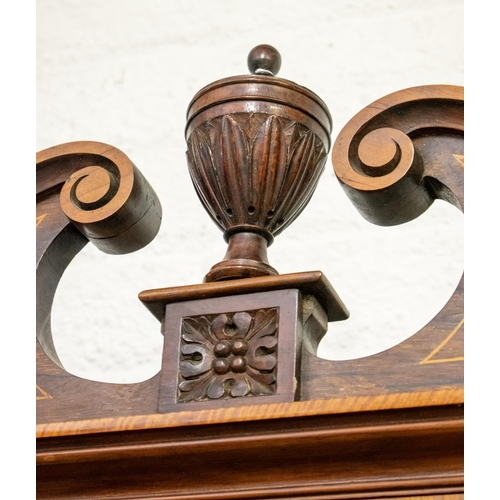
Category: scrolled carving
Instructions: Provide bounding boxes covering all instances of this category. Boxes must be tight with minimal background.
[37,141,162,254]
[357,127,417,179]
[64,164,120,212]
[177,307,279,402]
[36,141,162,374]
[332,85,464,226]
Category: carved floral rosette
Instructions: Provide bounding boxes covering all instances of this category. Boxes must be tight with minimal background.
[177,307,279,402]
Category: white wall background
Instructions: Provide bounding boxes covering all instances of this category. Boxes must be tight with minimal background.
[36,0,464,384]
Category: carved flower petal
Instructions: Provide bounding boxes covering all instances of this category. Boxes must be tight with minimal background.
[230,376,249,397]
[182,317,212,344]
[252,335,277,351]
[179,359,210,379]
[212,314,230,340]
[206,376,226,399]
[179,344,212,378]
[248,353,277,372]
[232,312,252,338]
[178,373,212,402]
[246,368,276,395]
[178,379,197,392]
[180,343,209,356]
[246,308,278,342]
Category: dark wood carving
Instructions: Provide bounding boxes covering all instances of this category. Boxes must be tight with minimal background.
[38,140,163,254]
[155,285,343,413]
[186,47,332,282]
[331,84,463,225]
[36,140,163,421]
[177,308,279,401]
[294,85,464,401]
[36,47,463,500]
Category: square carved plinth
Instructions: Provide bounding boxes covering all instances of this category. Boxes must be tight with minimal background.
[159,289,300,412]
[138,271,349,413]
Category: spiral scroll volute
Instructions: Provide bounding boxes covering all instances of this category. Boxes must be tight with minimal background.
[335,126,427,226]
[57,142,162,254]
[332,85,464,226]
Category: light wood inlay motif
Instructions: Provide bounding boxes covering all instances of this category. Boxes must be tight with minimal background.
[420,318,464,364]
[453,154,464,168]
[36,385,53,400]
[36,214,47,227]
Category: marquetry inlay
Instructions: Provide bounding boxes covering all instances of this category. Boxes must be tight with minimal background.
[36,214,47,227]
[36,385,53,401]
[453,154,464,168]
[420,318,464,364]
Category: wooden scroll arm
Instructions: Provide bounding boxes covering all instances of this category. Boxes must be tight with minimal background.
[36,141,162,367]
[331,85,464,225]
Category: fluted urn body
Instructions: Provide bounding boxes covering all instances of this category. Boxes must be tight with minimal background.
[185,46,332,282]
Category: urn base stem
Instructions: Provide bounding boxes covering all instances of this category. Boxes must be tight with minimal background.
[204,232,278,282]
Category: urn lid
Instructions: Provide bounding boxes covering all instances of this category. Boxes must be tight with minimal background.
[185,45,333,150]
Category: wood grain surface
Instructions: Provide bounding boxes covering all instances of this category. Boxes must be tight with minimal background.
[36,85,463,499]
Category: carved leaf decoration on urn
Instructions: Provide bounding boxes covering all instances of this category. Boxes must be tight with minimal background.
[274,128,324,228]
[220,115,249,218]
[178,308,279,402]
[250,115,286,223]
[186,113,327,236]
[188,129,225,225]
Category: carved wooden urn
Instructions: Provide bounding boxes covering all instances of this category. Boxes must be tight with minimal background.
[185,45,333,282]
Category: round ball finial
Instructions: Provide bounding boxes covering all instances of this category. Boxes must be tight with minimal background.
[247,44,282,76]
